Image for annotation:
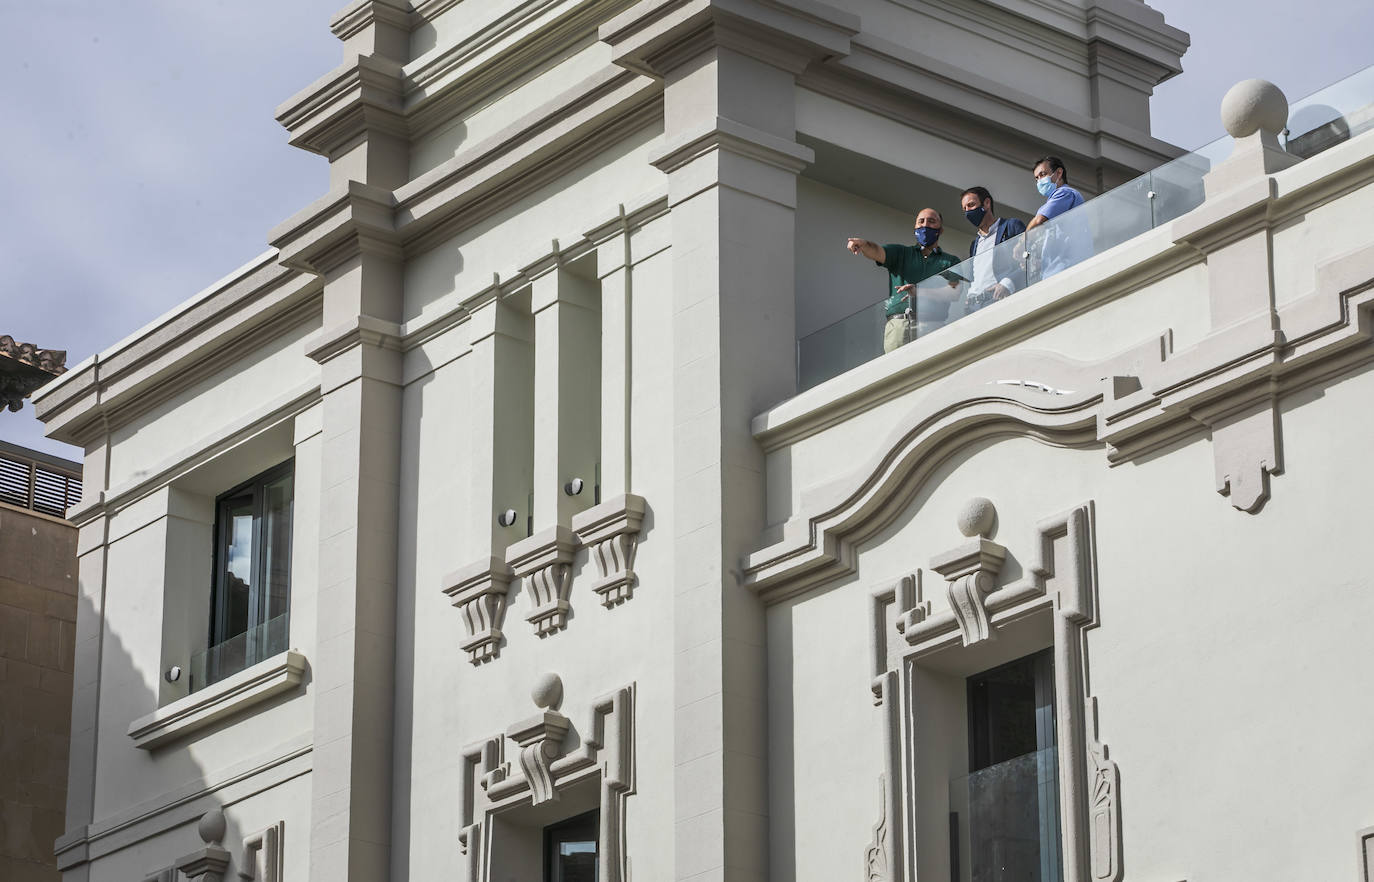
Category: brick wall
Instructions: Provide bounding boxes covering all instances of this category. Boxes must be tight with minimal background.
[0,502,77,882]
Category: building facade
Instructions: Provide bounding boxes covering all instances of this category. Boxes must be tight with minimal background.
[0,442,82,882]
[30,1,1374,881]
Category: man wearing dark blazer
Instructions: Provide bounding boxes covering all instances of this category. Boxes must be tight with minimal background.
[959,187,1027,312]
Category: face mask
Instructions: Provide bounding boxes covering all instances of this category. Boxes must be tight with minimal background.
[965,205,987,227]
[914,226,941,248]
[1036,175,1057,197]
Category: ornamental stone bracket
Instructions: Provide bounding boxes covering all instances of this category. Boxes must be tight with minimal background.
[506,526,580,636]
[927,497,1006,647]
[460,674,636,882]
[571,494,647,607]
[507,691,572,806]
[442,557,515,665]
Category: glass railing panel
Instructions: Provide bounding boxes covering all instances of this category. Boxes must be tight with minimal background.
[795,64,1374,392]
[948,747,1063,882]
[1285,65,1374,158]
[190,612,290,693]
[796,300,886,390]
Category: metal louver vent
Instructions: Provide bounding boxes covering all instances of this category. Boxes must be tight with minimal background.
[0,448,82,517]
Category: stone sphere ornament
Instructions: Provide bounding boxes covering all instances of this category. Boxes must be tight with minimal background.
[198,809,227,845]
[956,497,996,539]
[531,672,564,710]
[1220,78,1288,138]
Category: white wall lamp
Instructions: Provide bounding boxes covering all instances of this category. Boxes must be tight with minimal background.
[564,478,584,497]
[497,509,519,528]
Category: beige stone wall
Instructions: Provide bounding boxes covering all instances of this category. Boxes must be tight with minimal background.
[0,502,76,882]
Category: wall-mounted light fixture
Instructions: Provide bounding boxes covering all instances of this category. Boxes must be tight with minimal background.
[164,665,182,683]
[564,478,584,497]
[497,509,519,528]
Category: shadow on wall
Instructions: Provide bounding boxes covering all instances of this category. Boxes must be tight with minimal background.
[58,577,288,880]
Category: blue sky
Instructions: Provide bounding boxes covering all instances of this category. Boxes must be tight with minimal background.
[3,0,1372,461]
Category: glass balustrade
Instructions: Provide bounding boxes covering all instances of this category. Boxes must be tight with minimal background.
[190,612,290,692]
[948,747,1062,882]
[797,64,1374,391]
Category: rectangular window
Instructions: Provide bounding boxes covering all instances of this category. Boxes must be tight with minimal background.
[193,461,293,691]
[951,649,1062,882]
[545,809,598,882]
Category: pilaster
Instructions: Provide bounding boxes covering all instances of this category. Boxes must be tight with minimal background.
[527,256,602,530]
[593,217,634,499]
[603,2,856,878]
[277,181,406,882]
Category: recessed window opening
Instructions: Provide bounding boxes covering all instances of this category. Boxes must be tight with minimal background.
[196,460,294,691]
[952,649,1061,882]
[544,809,598,882]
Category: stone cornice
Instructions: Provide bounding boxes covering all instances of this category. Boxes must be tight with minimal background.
[810,33,1180,183]
[393,66,661,256]
[270,180,402,276]
[404,0,637,139]
[601,0,858,79]
[275,53,406,158]
[330,0,412,43]
[33,257,319,447]
[648,115,813,176]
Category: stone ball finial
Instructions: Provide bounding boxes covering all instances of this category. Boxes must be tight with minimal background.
[956,497,996,539]
[1220,79,1288,138]
[197,809,226,845]
[531,672,564,710]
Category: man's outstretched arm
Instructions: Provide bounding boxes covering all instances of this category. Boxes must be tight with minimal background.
[846,238,887,264]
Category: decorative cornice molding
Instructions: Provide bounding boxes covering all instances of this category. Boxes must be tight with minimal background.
[275,54,407,158]
[331,0,412,43]
[601,0,858,80]
[648,115,814,176]
[744,349,1109,603]
[270,181,402,277]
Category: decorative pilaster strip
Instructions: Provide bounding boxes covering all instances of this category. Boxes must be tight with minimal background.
[506,710,571,806]
[571,494,647,607]
[443,557,514,664]
[506,526,580,636]
[238,822,285,881]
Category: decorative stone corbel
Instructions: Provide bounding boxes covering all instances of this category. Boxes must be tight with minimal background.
[238,821,284,881]
[175,810,232,882]
[443,557,514,664]
[928,498,1006,646]
[505,673,571,805]
[571,494,647,607]
[506,527,579,636]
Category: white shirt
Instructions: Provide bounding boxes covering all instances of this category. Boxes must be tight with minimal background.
[969,222,1015,296]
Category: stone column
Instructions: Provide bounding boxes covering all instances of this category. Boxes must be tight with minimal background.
[604,3,857,879]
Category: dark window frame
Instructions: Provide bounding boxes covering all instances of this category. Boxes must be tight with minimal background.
[543,808,599,882]
[209,459,295,658]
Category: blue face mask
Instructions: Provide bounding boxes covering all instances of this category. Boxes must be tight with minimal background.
[914,226,941,248]
[965,205,987,227]
[1036,174,1058,198]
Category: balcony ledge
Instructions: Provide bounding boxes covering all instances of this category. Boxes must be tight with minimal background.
[753,221,1191,451]
[127,650,307,750]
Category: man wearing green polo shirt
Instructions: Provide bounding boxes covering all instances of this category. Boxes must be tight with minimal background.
[846,208,962,353]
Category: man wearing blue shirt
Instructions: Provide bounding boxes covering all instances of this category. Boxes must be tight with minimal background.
[1027,156,1092,279]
